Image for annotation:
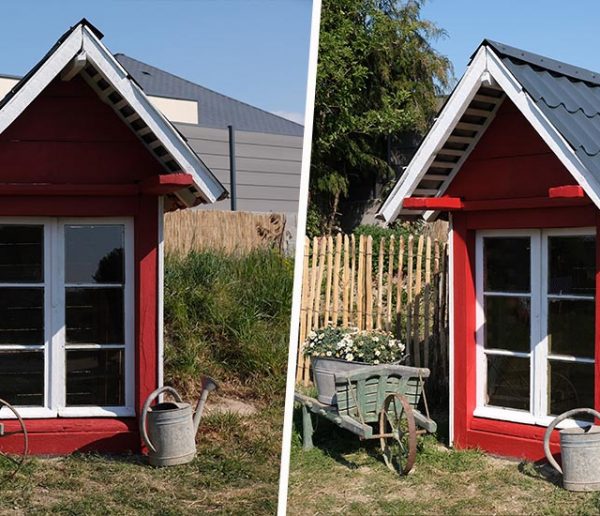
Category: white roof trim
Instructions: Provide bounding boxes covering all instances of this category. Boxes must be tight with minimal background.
[378,46,600,223]
[0,23,226,206]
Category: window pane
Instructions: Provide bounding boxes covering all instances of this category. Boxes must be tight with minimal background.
[0,350,44,406]
[548,299,594,358]
[0,225,43,282]
[65,225,124,284]
[484,237,530,293]
[548,235,595,296]
[549,360,594,416]
[484,296,530,352]
[66,349,124,406]
[66,288,123,344]
[487,355,530,411]
[0,287,44,345]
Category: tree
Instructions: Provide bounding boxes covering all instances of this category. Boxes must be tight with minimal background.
[309,0,452,234]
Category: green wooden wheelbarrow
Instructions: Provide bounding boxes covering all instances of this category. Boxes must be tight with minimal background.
[295,364,437,475]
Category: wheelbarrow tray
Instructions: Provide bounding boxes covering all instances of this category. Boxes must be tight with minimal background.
[295,364,437,452]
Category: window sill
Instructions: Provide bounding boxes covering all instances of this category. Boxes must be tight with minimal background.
[0,406,135,419]
[474,406,590,429]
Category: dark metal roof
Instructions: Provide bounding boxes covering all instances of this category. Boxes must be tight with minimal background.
[483,40,600,179]
[114,54,304,137]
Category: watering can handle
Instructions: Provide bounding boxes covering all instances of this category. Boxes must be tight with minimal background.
[543,407,600,474]
[140,386,184,454]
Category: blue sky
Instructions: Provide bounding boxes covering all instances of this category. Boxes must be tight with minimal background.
[422,0,600,87]
[0,0,312,124]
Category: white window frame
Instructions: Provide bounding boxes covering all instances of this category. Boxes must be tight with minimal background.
[474,228,595,429]
[0,217,135,419]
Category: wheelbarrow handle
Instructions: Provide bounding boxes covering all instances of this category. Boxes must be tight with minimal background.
[140,386,183,454]
[543,407,600,474]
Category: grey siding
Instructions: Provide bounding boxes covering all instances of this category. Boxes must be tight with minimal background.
[176,124,302,216]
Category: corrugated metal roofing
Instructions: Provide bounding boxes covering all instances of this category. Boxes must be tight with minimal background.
[114,54,304,137]
[483,40,600,180]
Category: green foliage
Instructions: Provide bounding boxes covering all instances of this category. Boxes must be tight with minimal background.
[305,326,406,364]
[311,0,453,230]
[163,249,293,398]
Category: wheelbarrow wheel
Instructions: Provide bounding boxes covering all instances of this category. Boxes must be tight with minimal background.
[0,398,28,485]
[378,393,417,475]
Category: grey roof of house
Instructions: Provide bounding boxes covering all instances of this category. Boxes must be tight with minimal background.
[114,54,304,137]
[482,39,600,179]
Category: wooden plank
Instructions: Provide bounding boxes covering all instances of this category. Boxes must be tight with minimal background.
[396,236,405,335]
[406,235,414,361]
[332,233,342,326]
[413,235,424,367]
[365,236,373,331]
[440,243,449,382]
[433,239,441,376]
[324,236,334,325]
[312,237,326,330]
[465,107,493,117]
[342,234,350,327]
[376,237,385,329]
[297,236,310,384]
[386,235,395,328]
[349,234,356,326]
[423,237,432,369]
[356,235,365,330]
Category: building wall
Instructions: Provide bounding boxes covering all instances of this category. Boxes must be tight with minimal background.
[446,98,598,461]
[176,123,302,246]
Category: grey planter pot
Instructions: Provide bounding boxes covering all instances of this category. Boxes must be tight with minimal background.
[312,357,370,405]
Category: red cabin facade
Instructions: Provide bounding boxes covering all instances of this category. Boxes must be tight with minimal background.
[380,41,600,461]
[0,21,226,454]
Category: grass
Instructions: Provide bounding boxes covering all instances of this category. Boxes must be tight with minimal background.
[287,408,600,515]
[0,248,293,515]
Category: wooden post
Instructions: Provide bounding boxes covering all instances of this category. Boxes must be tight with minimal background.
[365,236,373,330]
[413,235,424,367]
[386,235,395,329]
[376,237,385,329]
[406,235,414,363]
[297,236,311,383]
[350,234,356,326]
[423,236,432,368]
[357,235,365,330]
[396,236,405,337]
[304,236,320,385]
[342,234,350,327]
[313,237,327,329]
[324,236,334,325]
[332,233,342,326]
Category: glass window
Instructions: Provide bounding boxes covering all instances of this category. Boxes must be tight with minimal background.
[484,237,530,293]
[0,225,43,283]
[0,287,44,345]
[487,355,530,411]
[548,236,595,296]
[548,299,594,358]
[548,360,594,416]
[0,350,44,406]
[484,296,530,353]
[65,288,124,344]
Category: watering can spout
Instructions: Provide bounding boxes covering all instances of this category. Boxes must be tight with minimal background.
[193,375,219,434]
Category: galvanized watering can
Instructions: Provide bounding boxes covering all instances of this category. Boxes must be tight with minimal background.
[140,376,218,467]
[543,408,600,491]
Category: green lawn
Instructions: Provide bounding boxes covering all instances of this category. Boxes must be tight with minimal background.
[0,397,283,515]
[287,409,600,515]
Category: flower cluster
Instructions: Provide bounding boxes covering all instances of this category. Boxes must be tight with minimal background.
[304,326,405,365]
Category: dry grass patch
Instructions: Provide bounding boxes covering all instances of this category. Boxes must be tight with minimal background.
[288,411,600,515]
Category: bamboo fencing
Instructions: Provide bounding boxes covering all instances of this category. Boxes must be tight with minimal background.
[296,232,449,389]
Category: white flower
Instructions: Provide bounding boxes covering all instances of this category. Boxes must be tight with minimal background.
[308,331,316,339]
[346,353,354,361]
[372,337,379,342]
[374,360,380,365]
[375,349,381,356]
[326,351,332,357]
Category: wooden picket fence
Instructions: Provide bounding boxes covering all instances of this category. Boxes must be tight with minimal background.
[296,232,450,390]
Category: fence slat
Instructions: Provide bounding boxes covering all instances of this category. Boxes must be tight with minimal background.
[324,236,334,325]
[357,235,365,330]
[312,237,327,329]
[423,236,432,368]
[413,235,424,367]
[349,234,356,324]
[376,237,385,329]
[342,235,350,327]
[297,236,310,383]
[365,236,373,331]
[386,235,395,328]
[332,234,342,326]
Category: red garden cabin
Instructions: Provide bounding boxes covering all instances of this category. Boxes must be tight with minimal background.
[379,40,600,460]
[0,20,226,454]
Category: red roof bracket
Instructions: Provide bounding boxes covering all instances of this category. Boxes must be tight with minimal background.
[140,173,194,195]
[402,196,464,211]
[548,185,585,199]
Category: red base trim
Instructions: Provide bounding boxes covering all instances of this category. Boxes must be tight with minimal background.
[0,419,140,455]
[549,185,585,199]
[403,196,463,210]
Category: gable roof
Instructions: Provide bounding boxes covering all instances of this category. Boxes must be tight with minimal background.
[114,54,304,137]
[378,40,600,222]
[0,19,227,207]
